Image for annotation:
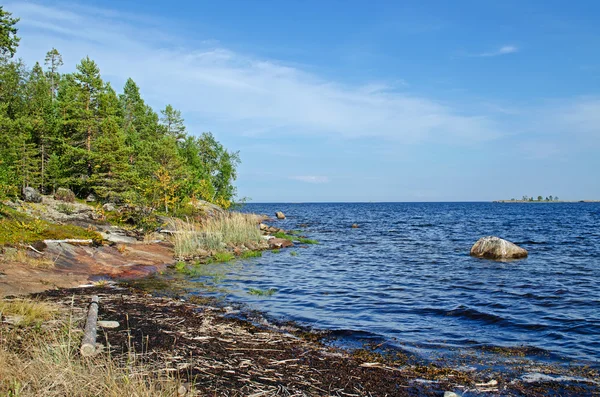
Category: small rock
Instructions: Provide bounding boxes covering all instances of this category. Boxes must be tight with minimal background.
[244,242,258,251]
[102,203,116,212]
[22,186,42,203]
[30,241,48,252]
[351,223,359,228]
[54,187,75,202]
[268,238,293,249]
[275,211,285,219]
[177,385,187,396]
[470,236,528,260]
[85,193,97,202]
[97,320,120,329]
[444,392,460,397]
[259,223,268,231]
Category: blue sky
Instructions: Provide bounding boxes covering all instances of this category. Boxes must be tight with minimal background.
[7,0,600,202]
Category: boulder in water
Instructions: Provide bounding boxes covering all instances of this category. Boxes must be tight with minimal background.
[470,236,528,260]
[275,211,285,219]
[22,187,42,203]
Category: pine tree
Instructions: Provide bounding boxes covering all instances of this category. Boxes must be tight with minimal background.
[25,62,52,192]
[0,6,20,58]
[160,104,186,141]
[44,48,63,100]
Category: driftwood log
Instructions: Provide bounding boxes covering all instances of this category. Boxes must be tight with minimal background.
[43,239,94,245]
[80,295,99,357]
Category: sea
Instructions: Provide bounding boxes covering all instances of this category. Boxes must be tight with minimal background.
[178,202,600,371]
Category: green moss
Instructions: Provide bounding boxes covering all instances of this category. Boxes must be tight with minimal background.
[290,251,298,256]
[271,249,280,254]
[174,261,187,272]
[248,288,277,296]
[241,250,262,259]
[0,205,102,245]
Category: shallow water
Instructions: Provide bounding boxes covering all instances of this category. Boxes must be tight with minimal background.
[188,202,600,366]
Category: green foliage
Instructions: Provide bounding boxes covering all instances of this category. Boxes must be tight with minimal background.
[241,250,262,259]
[271,249,280,254]
[0,6,20,58]
[248,288,277,297]
[0,205,102,245]
[0,8,241,221]
[290,251,298,256]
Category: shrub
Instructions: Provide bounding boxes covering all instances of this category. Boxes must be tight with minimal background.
[56,203,75,215]
[53,188,75,203]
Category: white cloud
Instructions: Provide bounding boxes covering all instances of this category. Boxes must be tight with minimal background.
[290,176,330,184]
[8,2,500,145]
[476,45,519,57]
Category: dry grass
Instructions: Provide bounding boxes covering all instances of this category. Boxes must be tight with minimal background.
[0,297,184,397]
[169,212,263,258]
[0,298,58,326]
[2,248,57,269]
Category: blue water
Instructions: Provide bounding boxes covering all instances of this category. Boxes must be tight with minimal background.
[193,202,600,365]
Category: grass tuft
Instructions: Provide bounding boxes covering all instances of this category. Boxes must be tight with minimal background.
[212,251,235,263]
[168,213,262,258]
[0,299,58,326]
[241,250,262,259]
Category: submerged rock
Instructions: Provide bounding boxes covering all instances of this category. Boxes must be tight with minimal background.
[275,211,286,219]
[22,186,42,203]
[351,223,359,228]
[470,236,528,260]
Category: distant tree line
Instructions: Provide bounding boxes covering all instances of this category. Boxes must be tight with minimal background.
[0,7,239,212]
[509,196,560,202]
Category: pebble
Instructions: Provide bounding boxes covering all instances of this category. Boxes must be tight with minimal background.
[444,392,460,397]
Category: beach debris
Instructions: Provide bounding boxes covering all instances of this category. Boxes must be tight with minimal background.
[80,295,100,356]
[470,236,528,260]
[444,392,460,397]
[275,211,286,219]
[97,320,120,329]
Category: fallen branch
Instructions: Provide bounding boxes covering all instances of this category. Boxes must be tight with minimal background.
[43,239,94,245]
[81,295,99,357]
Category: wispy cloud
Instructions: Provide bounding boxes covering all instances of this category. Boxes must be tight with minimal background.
[475,45,519,57]
[8,2,501,145]
[290,176,330,184]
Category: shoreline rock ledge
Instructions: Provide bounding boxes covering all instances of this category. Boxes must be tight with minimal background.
[470,236,528,260]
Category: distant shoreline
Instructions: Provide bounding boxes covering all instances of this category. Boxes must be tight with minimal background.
[493,200,600,203]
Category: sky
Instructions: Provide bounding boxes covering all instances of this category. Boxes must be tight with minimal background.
[6,0,600,202]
